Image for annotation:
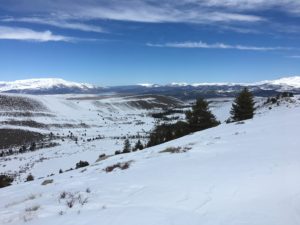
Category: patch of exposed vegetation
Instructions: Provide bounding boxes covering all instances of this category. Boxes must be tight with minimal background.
[0,129,45,150]
[0,174,14,188]
[159,146,191,154]
[104,161,132,173]
[0,95,47,111]
[41,179,53,185]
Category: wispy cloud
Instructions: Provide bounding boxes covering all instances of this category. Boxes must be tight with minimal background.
[0,26,73,42]
[147,41,292,51]
[287,55,300,58]
[0,0,265,24]
[2,17,105,33]
[1,0,300,36]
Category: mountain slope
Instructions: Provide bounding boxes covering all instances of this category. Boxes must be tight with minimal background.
[0,97,300,225]
[0,78,102,94]
[1,76,300,96]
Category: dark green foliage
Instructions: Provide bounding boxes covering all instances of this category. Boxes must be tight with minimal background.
[147,98,219,147]
[230,88,255,122]
[280,92,294,98]
[134,140,144,151]
[29,142,36,151]
[75,160,89,169]
[115,150,121,155]
[123,139,131,153]
[186,98,220,132]
[147,121,190,147]
[0,174,13,188]
[26,174,34,182]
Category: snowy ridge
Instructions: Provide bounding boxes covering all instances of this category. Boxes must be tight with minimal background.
[137,76,300,88]
[259,76,300,88]
[0,78,97,92]
[1,76,300,95]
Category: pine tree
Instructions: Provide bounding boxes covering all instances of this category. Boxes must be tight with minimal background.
[230,88,255,122]
[186,98,220,132]
[134,140,144,151]
[123,139,131,153]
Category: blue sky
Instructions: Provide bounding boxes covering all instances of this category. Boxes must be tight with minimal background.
[1,0,300,85]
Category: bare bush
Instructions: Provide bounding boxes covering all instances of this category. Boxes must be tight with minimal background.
[104,161,132,173]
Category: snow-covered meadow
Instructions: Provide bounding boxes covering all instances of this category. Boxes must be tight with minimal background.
[0,93,184,182]
[0,94,300,225]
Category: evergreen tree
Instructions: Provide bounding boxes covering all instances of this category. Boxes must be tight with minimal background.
[230,88,255,122]
[186,98,220,132]
[123,139,131,153]
[134,140,144,151]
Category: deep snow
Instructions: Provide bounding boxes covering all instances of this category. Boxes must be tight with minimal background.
[1,96,300,225]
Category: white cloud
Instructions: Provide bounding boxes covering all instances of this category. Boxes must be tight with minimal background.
[287,55,300,58]
[191,0,300,12]
[0,26,73,42]
[0,0,265,24]
[2,17,105,33]
[147,41,291,51]
[1,0,300,36]
[72,4,263,23]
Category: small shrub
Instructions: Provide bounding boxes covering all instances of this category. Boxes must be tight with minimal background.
[96,154,109,162]
[105,161,131,173]
[78,195,88,206]
[115,150,121,155]
[99,154,106,158]
[66,199,75,208]
[59,191,67,199]
[159,146,191,154]
[41,179,53,186]
[26,174,34,182]
[75,161,89,169]
[0,174,13,188]
[25,205,40,212]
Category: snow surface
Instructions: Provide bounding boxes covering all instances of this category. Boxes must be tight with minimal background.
[259,76,300,88]
[1,96,300,225]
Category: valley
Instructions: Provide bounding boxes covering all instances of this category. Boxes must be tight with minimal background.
[0,92,299,225]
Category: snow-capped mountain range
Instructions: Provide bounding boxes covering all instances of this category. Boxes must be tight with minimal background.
[138,76,300,88]
[0,78,102,94]
[1,76,300,97]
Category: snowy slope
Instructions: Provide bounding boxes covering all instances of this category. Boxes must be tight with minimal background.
[0,93,185,182]
[0,96,300,225]
[259,76,300,89]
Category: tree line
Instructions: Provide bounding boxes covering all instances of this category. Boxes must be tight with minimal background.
[147,88,255,147]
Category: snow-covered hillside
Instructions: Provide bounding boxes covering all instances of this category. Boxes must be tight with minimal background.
[0,96,300,225]
[259,76,300,89]
[0,93,185,182]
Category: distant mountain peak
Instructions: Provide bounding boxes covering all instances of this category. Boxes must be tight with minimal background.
[0,78,100,94]
[260,76,300,88]
[1,76,300,95]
